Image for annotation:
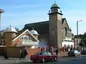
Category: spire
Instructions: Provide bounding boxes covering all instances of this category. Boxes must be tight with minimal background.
[51,1,60,8]
[54,0,56,4]
[48,1,63,15]
[10,25,11,30]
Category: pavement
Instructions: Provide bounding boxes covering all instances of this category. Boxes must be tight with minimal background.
[58,51,68,56]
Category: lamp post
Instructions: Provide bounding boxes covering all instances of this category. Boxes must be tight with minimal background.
[0,9,4,29]
[0,9,4,45]
[76,20,82,48]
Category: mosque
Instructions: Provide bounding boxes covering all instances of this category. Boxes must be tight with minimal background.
[0,3,74,58]
[23,3,74,49]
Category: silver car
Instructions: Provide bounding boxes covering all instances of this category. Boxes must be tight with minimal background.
[68,50,81,57]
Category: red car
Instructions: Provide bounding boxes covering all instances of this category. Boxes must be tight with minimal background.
[30,52,57,63]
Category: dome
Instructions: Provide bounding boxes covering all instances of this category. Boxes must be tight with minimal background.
[30,29,39,35]
[51,3,60,8]
[5,26,17,33]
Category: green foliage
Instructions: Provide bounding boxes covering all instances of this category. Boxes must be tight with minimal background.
[78,32,86,47]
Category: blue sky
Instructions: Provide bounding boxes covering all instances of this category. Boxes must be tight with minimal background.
[0,0,86,35]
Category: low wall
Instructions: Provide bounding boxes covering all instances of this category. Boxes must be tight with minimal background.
[6,47,21,58]
[3,47,44,58]
[6,47,41,58]
[0,47,5,55]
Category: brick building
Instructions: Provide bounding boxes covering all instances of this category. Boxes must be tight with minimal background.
[24,3,74,50]
[0,3,74,58]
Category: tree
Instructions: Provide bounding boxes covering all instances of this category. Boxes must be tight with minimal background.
[79,33,86,47]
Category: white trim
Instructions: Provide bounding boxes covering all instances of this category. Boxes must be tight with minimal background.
[12,29,39,42]
[22,41,38,46]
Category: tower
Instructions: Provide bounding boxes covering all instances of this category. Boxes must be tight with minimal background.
[4,26,17,46]
[48,3,63,48]
[30,29,39,39]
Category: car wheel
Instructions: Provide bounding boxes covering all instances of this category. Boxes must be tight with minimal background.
[41,58,45,63]
[33,61,36,63]
[54,58,57,61]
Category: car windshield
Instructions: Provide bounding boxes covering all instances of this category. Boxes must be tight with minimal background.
[74,50,79,53]
[35,52,52,56]
[42,52,52,56]
[70,50,74,52]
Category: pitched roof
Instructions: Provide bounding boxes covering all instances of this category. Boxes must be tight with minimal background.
[23,21,49,34]
[62,18,65,24]
[12,29,39,42]
[62,18,69,29]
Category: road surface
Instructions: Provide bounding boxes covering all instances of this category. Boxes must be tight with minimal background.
[0,56,86,64]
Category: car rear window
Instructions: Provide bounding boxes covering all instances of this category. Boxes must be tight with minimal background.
[42,52,52,56]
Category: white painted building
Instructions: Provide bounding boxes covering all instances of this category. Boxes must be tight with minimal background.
[62,37,74,48]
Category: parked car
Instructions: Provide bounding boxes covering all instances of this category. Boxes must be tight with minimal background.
[68,50,81,57]
[81,50,86,55]
[30,51,57,63]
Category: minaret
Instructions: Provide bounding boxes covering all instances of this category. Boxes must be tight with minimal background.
[48,3,63,49]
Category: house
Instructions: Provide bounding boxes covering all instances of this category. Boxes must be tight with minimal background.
[0,26,43,58]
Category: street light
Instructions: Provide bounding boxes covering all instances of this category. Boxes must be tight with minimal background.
[0,9,4,28]
[76,20,82,48]
[0,9,4,45]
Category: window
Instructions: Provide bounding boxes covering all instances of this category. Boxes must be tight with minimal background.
[20,35,29,41]
[64,27,67,36]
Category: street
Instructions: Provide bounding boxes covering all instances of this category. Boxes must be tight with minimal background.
[0,56,86,64]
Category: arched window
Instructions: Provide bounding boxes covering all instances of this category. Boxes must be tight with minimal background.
[64,27,67,36]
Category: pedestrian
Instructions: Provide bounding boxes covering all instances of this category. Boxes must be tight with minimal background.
[19,48,22,60]
[4,51,8,59]
[23,48,27,56]
[55,49,58,55]
[19,47,27,60]
[68,48,70,52]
